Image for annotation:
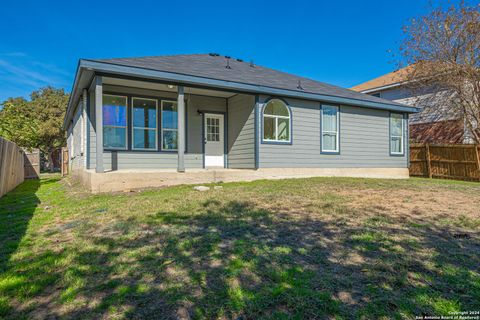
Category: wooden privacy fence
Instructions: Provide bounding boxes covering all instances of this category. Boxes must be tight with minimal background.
[0,137,25,197]
[24,149,40,179]
[410,143,480,181]
[61,147,69,176]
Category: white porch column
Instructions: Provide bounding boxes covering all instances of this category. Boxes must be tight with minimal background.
[95,76,104,173]
[177,85,185,172]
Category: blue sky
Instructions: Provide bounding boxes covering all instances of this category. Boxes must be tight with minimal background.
[0,0,466,103]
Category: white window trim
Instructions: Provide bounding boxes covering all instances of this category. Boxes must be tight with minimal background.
[321,105,339,153]
[262,100,291,143]
[206,117,221,142]
[390,113,404,155]
[131,97,158,151]
[103,94,128,150]
[161,100,179,151]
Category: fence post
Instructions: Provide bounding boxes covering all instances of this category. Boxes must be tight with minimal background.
[425,144,432,178]
[475,144,480,171]
[61,147,69,176]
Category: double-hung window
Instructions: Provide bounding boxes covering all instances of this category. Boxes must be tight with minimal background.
[103,94,127,149]
[390,113,404,155]
[161,100,178,150]
[262,99,291,143]
[321,105,339,153]
[132,98,157,150]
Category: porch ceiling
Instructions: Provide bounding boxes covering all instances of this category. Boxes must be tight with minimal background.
[103,76,236,99]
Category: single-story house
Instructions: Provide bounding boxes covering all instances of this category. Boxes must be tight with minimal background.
[63,54,419,192]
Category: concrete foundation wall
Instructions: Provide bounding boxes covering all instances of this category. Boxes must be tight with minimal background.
[71,167,409,193]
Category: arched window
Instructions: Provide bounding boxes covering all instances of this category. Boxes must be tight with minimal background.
[262,99,291,143]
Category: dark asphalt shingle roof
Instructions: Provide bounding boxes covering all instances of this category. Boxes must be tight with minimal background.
[91,54,406,107]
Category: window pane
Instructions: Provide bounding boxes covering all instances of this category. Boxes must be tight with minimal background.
[322,106,338,132]
[162,101,178,129]
[163,130,178,150]
[322,133,337,151]
[133,129,156,149]
[264,99,289,116]
[391,137,402,153]
[104,127,126,149]
[263,117,276,140]
[391,115,403,136]
[133,99,157,128]
[206,118,220,141]
[103,95,127,126]
[207,132,219,142]
[278,118,290,141]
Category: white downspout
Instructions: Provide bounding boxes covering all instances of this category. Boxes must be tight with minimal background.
[82,89,87,167]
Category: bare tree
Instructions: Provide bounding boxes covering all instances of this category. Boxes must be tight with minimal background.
[400,1,480,142]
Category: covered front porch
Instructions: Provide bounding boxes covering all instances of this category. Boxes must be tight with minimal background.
[86,75,257,173]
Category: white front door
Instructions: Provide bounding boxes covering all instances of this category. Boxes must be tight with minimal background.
[204,113,224,168]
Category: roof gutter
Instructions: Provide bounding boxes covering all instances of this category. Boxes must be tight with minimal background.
[64,60,420,128]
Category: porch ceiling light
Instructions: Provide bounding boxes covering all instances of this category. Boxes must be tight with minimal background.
[167,85,175,89]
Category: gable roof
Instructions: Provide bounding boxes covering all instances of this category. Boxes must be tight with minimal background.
[89,54,409,108]
[350,65,413,93]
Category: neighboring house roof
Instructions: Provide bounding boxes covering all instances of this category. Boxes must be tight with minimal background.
[350,65,414,93]
[63,54,419,128]
[410,120,466,144]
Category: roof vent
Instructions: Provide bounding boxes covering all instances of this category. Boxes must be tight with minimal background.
[297,80,304,90]
[236,58,243,62]
[225,57,232,69]
[209,53,220,57]
[250,60,254,67]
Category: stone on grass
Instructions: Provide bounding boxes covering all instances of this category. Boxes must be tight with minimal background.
[214,186,223,190]
[193,186,210,192]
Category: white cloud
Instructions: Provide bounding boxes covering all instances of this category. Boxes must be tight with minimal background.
[0,53,70,102]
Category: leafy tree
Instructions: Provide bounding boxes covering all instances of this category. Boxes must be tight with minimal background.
[0,87,69,171]
[30,87,69,171]
[0,97,39,149]
[400,2,480,142]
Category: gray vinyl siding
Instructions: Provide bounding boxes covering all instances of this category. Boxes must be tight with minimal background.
[186,94,226,154]
[100,152,202,170]
[88,85,226,170]
[88,89,96,169]
[375,86,454,124]
[227,94,255,169]
[66,123,73,169]
[85,82,408,171]
[68,100,84,169]
[257,95,408,168]
[71,101,82,167]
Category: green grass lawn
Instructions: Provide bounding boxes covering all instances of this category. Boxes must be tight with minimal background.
[1,174,479,319]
